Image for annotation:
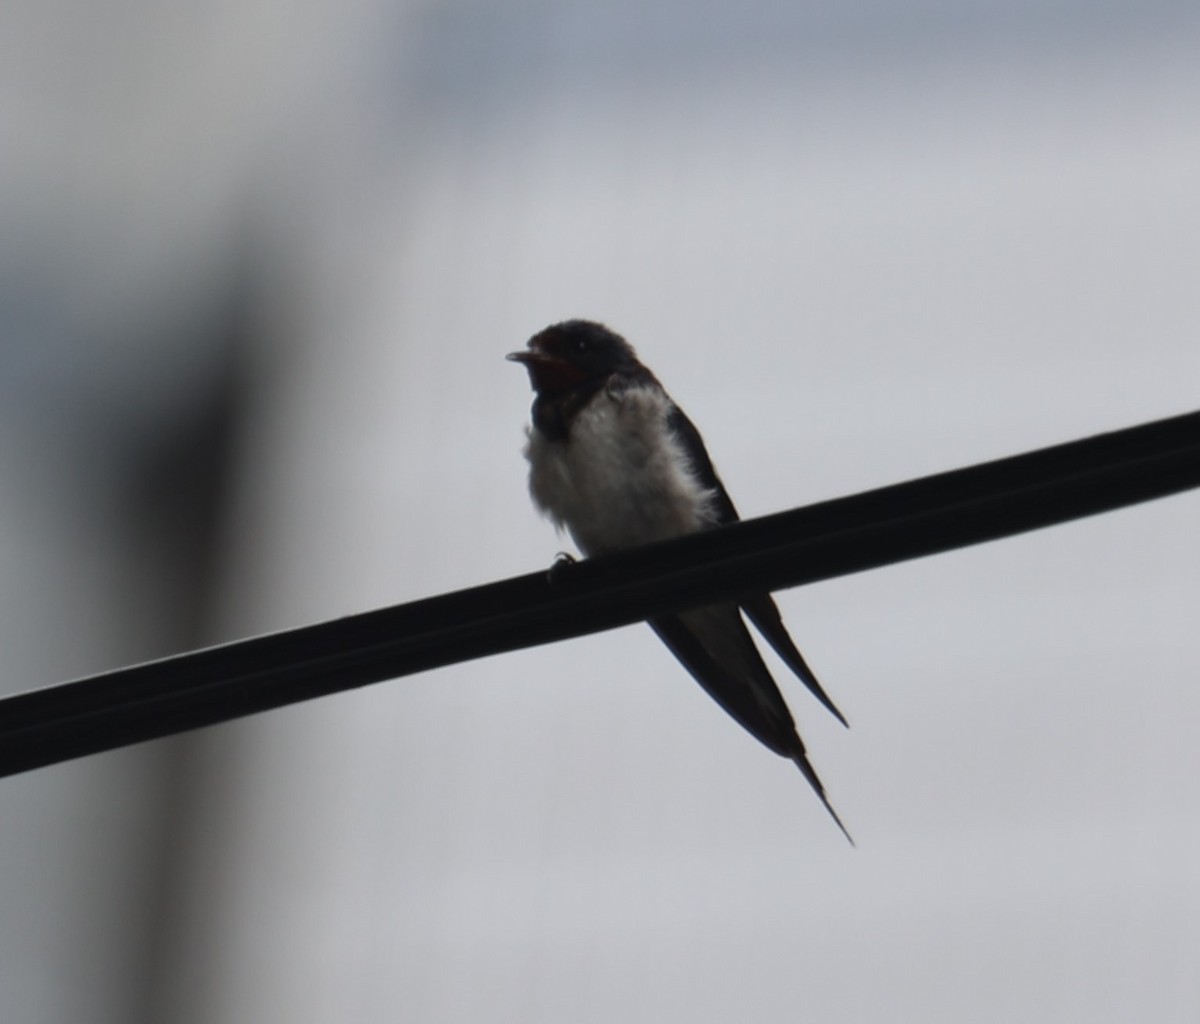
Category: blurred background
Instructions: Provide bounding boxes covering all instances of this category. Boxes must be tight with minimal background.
[2,1,1198,1021]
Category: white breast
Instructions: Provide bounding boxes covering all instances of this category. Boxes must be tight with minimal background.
[524,383,718,556]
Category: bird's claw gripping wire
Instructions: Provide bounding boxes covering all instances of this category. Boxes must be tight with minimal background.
[547,551,578,584]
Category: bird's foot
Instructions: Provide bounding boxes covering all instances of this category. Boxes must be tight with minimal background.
[547,551,578,584]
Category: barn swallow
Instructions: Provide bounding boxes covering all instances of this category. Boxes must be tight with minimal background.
[508,319,851,841]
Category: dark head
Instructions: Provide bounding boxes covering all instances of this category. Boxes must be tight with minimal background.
[507,320,641,395]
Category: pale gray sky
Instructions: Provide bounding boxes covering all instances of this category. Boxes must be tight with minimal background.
[2,3,1198,1022]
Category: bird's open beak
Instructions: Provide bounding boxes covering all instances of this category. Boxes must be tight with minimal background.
[507,344,583,392]
[506,334,557,365]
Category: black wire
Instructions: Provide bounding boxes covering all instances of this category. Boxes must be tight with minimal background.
[2,408,1199,778]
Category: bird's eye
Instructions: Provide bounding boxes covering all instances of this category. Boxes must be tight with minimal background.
[574,338,589,354]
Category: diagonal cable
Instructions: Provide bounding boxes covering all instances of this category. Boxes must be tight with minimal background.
[1,407,1198,777]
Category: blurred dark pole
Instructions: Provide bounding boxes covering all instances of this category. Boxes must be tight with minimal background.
[115,260,260,1024]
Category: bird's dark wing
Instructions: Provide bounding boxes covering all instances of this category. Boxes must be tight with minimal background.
[742,595,849,727]
[664,399,848,727]
[663,402,739,524]
[648,609,793,758]
[648,607,853,843]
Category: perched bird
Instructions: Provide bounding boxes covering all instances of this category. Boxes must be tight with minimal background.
[508,319,851,841]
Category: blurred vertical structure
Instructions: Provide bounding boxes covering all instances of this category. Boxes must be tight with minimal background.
[0,240,255,1022]
[0,1,380,1019]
